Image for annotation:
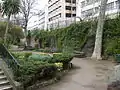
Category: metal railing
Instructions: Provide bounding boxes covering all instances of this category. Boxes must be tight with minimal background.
[0,44,20,70]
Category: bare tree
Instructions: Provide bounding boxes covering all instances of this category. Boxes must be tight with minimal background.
[20,0,37,45]
[91,0,108,60]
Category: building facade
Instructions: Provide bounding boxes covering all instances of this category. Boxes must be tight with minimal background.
[0,0,3,20]
[47,0,76,29]
[77,0,120,20]
[29,5,48,30]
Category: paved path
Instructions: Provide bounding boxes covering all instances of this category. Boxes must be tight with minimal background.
[39,58,114,90]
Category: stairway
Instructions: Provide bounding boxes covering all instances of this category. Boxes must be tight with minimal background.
[0,68,13,90]
[0,44,22,90]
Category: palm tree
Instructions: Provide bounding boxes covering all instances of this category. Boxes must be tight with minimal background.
[91,0,108,60]
[2,0,20,44]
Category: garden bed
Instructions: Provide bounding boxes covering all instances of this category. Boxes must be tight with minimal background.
[12,52,73,89]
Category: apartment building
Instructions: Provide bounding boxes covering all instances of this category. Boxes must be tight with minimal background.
[29,6,48,30]
[77,0,120,20]
[47,0,76,29]
[39,9,48,30]
[0,0,2,20]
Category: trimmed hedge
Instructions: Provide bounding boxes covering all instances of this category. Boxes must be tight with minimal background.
[12,52,57,87]
[12,52,73,87]
[15,60,57,88]
[50,53,73,63]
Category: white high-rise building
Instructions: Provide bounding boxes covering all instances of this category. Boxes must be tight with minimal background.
[77,0,120,20]
[36,5,48,30]
[29,5,48,30]
[47,0,76,29]
[0,0,3,20]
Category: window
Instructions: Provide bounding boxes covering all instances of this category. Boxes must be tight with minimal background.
[106,2,114,11]
[49,18,52,21]
[49,13,61,21]
[81,11,86,17]
[95,7,99,14]
[0,4,1,11]
[86,9,93,17]
[66,6,71,10]
[72,14,76,17]
[86,0,94,5]
[81,1,85,7]
[65,0,71,3]
[72,0,76,4]
[66,13,71,17]
[48,0,60,8]
[72,7,76,11]
[115,1,119,9]
[49,6,61,14]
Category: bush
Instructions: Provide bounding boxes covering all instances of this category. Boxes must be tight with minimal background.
[103,18,120,55]
[32,21,94,52]
[12,52,73,87]
[14,59,57,87]
[28,54,52,62]
[52,53,73,63]
[0,21,24,45]
[12,52,32,61]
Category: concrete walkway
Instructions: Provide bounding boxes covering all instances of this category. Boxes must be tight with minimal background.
[39,58,114,90]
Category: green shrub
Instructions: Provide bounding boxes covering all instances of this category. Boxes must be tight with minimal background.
[24,52,32,59]
[28,54,52,62]
[51,53,73,63]
[32,21,95,52]
[0,21,24,45]
[14,60,57,87]
[12,52,74,87]
[103,17,120,55]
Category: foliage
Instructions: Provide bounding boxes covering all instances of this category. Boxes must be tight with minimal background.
[12,52,73,64]
[32,17,120,56]
[2,0,20,16]
[0,22,24,45]
[2,0,20,44]
[51,53,74,63]
[15,60,57,88]
[32,21,96,52]
[28,54,52,62]
[12,52,57,87]
[12,52,74,87]
[103,17,120,55]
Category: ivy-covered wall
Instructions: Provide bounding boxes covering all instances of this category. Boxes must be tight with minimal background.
[32,17,120,56]
[32,21,97,52]
[103,17,120,55]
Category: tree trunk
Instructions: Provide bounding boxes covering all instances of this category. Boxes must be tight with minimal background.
[24,22,28,46]
[4,15,10,44]
[118,0,120,15]
[91,0,108,60]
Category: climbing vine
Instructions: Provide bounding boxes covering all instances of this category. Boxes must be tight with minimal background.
[32,21,96,52]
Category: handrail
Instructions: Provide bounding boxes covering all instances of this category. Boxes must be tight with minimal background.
[0,44,20,70]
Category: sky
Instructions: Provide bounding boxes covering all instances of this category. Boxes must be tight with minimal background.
[28,0,48,29]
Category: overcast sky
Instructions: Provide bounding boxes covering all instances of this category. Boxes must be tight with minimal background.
[28,0,48,29]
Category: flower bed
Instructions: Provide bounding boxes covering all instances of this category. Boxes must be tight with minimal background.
[12,52,73,88]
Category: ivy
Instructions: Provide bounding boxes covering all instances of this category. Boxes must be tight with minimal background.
[32,21,95,52]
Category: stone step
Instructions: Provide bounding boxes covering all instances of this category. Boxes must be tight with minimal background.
[0,68,2,71]
[0,75,7,81]
[0,80,10,87]
[0,85,13,90]
[0,71,4,75]
[0,65,13,90]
